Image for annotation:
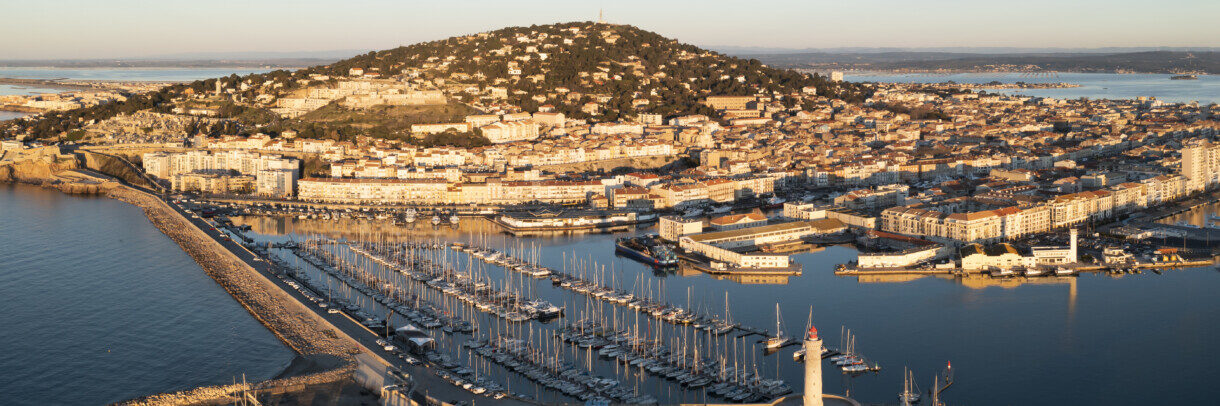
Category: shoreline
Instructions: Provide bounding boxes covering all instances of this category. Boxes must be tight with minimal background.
[0,153,362,405]
[0,77,94,91]
[798,68,1211,76]
[104,185,361,405]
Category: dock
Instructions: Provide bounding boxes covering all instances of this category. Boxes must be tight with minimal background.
[676,252,804,276]
[835,260,1214,277]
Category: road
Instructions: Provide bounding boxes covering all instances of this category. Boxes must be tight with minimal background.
[159,192,532,405]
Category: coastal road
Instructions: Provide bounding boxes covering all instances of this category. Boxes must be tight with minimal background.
[158,194,531,405]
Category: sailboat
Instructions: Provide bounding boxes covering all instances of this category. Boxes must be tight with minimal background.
[899,367,921,405]
[763,303,791,349]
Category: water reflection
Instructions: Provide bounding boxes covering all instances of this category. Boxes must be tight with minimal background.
[229,214,1220,406]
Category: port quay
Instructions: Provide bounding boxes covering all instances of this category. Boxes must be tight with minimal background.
[124,175,1220,405]
[105,179,921,405]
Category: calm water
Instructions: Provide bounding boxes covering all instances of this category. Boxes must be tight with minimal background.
[0,185,293,405]
[0,111,29,121]
[0,67,275,82]
[846,72,1220,104]
[1,67,277,121]
[0,84,60,96]
[232,215,1220,406]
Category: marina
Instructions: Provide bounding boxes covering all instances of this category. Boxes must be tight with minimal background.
[226,223,835,404]
[223,212,1220,405]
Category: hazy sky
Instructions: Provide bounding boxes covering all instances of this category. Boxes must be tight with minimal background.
[5,0,1218,59]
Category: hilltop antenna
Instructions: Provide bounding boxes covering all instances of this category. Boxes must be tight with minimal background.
[598,9,605,24]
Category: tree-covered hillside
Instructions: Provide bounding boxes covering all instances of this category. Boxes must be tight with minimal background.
[3,22,872,140]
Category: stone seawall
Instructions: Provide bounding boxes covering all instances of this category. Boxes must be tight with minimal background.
[5,150,369,405]
[106,186,360,356]
[106,186,361,405]
[117,362,355,406]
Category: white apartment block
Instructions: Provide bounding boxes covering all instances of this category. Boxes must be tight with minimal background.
[481,120,540,143]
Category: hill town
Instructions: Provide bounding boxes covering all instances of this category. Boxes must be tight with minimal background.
[5,22,1220,272]
[4,18,1220,406]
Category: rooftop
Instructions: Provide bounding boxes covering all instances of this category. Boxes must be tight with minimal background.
[692,219,814,241]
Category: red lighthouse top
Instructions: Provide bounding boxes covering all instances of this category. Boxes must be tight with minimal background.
[807,325,818,340]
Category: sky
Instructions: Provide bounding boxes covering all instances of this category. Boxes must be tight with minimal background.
[4,0,1219,60]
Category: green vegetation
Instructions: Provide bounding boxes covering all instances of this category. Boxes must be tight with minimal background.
[414,130,491,148]
[323,22,871,120]
[870,101,951,121]
[299,102,474,131]
[272,102,485,145]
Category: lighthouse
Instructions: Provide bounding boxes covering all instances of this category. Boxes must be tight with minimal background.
[803,324,823,406]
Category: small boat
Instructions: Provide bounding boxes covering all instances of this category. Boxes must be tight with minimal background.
[710,205,732,214]
[449,214,460,225]
[763,304,791,349]
[1055,267,1076,276]
[431,215,442,225]
[615,236,679,267]
[991,268,1015,277]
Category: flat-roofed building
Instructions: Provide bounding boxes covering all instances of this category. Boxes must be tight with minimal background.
[659,216,703,241]
[703,96,755,110]
[679,219,844,268]
[172,171,254,194]
[411,122,470,135]
[481,120,540,143]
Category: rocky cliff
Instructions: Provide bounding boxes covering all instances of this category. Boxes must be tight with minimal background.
[0,147,115,194]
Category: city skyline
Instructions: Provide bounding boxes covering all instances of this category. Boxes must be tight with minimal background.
[4,0,1218,60]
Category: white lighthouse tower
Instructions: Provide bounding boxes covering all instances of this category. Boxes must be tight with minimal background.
[803,324,823,406]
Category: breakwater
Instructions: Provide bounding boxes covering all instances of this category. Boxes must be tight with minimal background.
[1,151,368,405]
[117,363,355,406]
[104,186,363,404]
[108,186,359,357]
[2,148,362,359]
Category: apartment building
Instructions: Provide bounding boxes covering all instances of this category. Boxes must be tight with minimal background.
[481,120,540,143]
[144,150,300,196]
[1181,142,1220,191]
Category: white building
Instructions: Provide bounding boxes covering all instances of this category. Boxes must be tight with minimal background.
[480,120,540,143]
[256,168,298,198]
[659,216,703,241]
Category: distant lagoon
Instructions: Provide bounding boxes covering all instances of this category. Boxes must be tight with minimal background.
[845,72,1220,104]
[0,111,29,121]
[0,67,276,83]
[0,67,278,120]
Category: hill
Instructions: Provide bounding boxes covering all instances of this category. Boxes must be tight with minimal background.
[2,22,870,141]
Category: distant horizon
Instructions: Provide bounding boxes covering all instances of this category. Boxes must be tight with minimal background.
[5,0,1217,60]
[3,46,1220,64]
